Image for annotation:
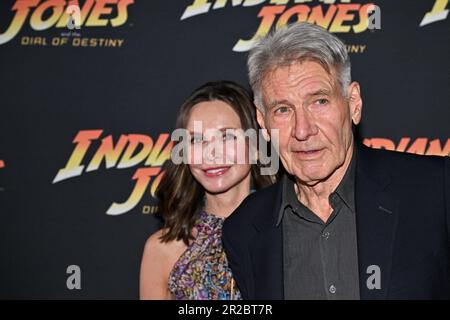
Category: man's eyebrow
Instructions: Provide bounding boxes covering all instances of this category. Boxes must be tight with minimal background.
[267,99,291,110]
[266,89,332,109]
[305,89,332,97]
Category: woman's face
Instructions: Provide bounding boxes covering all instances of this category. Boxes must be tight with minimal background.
[186,100,252,194]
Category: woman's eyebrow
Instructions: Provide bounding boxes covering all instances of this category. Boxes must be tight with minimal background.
[188,127,239,135]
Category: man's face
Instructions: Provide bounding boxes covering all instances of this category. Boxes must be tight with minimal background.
[256,60,362,185]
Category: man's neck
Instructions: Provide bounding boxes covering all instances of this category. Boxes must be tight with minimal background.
[295,143,355,223]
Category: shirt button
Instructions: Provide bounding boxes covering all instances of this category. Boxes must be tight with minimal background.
[330,193,338,203]
[322,231,330,239]
[329,285,337,294]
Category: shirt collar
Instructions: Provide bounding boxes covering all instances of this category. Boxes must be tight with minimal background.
[333,149,356,214]
[276,174,297,226]
[276,148,356,226]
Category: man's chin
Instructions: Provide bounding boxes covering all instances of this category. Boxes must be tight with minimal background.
[292,168,332,186]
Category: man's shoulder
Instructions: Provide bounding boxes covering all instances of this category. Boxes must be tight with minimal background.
[359,144,447,179]
[224,181,282,234]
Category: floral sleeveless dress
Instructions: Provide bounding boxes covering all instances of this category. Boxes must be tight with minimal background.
[168,211,242,300]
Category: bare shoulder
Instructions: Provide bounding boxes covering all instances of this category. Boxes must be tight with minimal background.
[143,228,187,261]
[140,229,188,299]
[144,229,186,273]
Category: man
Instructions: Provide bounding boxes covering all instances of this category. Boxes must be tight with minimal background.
[222,23,450,299]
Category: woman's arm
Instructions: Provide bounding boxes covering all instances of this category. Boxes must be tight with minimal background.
[139,230,172,300]
[140,230,187,299]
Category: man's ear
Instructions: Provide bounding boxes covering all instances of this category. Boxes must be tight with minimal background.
[347,81,363,125]
[256,106,270,141]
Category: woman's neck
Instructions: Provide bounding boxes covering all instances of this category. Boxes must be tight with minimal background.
[203,174,251,218]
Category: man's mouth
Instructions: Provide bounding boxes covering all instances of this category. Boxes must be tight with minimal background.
[293,148,324,157]
[203,166,231,177]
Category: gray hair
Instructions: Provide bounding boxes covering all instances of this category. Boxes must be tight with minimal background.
[248,23,351,112]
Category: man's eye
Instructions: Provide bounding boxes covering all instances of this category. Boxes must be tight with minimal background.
[274,106,290,114]
[314,98,329,106]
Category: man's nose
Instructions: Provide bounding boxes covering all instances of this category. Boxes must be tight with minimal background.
[293,109,318,141]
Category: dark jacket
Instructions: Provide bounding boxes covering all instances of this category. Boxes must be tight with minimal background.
[223,143,450,299]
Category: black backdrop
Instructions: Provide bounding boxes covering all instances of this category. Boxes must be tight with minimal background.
[0,0,449,299]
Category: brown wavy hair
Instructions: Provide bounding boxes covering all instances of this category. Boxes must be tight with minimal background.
[156,80,277,245]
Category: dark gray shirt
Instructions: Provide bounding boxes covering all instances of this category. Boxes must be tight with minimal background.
[278,153,360,300]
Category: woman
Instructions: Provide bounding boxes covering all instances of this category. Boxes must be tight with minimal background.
[140,81,275,299]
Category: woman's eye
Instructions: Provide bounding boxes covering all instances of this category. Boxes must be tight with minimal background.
[223,133,237,141]
[191,136,203,144]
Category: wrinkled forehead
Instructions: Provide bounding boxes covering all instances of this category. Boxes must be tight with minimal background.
[260,60,339,100]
